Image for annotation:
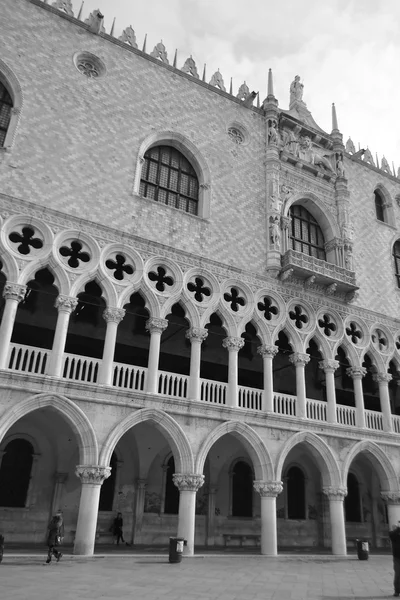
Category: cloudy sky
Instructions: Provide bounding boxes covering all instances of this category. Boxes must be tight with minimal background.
[71,0,399,171]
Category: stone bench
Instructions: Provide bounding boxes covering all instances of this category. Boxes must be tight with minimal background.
[223,533,261,547]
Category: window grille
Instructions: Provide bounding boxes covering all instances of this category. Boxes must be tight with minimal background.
[0,82,12,147]
[289,205,326,260]
[140,145,199,215]
[393,241,400,288]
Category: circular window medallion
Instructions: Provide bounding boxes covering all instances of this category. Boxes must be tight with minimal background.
[73,52,106,78]
[227,127,244,145]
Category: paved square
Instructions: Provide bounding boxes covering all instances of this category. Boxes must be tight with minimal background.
[0,553,396,600]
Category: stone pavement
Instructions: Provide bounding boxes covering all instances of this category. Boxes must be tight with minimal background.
[0,552,396,600]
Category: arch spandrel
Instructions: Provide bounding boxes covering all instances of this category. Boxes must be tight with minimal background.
[275,431,341,488]
[70,271,118,307]
[342,440,400,492]
[99,408,194,473]
[18,261,70,296]
[0,393,98,464]
[195,421,273,481]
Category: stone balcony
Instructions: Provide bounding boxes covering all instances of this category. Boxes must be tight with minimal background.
[280,249,358,297]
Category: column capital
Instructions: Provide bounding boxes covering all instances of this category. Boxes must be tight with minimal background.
[373,372,392,384]
[289,352,310,367]
[172,473,205,492]
[319,359,339,373]
[136,479,147,491]
[103,307,125,323]
[381,491,400,505]
[55,295,78,313]
[145,317,168,334]
[222,336,245,352]
[323,486,347,500]
[3,283,26,302]
[346,366,367,379]
[75,465,111,485]
[257,344,279,358]
[253,480,283,497]
[185,327,208,343]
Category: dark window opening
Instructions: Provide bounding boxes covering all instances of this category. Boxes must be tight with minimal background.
[232,461,253,517]
[164,456,179,514]
[99,452,117,511]
[0,439,34,507]
[345,473,361,522]
[393,241,400,288]
[287,466,306,519]
[289,205,326,260]
[375,190,385,222]
[0,81,12,147]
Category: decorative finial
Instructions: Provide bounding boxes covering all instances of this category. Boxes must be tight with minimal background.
[150,41,169,64]
[345,137,355,154]
[229,77,233,95]
[173,49,177,68]
[119,26,138,48]
[52,0,74,16]
[236,82,250,101]
[110,17,115,36]
[142,34,147,53]
[181,57,199,79]
[202,64,206,82]
[77,0,84,19]
[267,68,274,98]
[85,9,105,34]
[256,92,260,108]
[209,69,226,92]
[331,102,339,132]
[376,153,379,169]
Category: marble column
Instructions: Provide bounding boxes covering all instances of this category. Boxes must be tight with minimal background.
[257,345,278,412]
[381,492,400,527]
[373,372,393,433]
[186,328,208,400]
[222,337,245,408]
[289,352,310,418]
[346,367,367,428]
[319,359,339,423]
[253,480,283,556]
[323,486,347,556]
[133,479,147,544]
[206,485,218,546]
[47,296,78,377]
[0,283,26,369]
[74,465,111,556]
[51,472,68,516]
[173,473,205,556]
[98,307,125,385]
[145,318,168,394]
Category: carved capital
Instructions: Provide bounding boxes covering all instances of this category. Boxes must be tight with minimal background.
[55,295,78,313]
[253,480,283,497]
[346,366,367,380]
[222,337,245,352]
[185,328,208,343]
[257,344,279,358]
[319,359,339,373]
[75,465,111,485]
[373,372,392,385]
[381,491,400,505]
[3,283,26,302]
[323,486,347,501]
[173,473,205,492]
[103,307,125,324]
[145,317,168,334]
[136,479,147,491]
[289,352,310,367]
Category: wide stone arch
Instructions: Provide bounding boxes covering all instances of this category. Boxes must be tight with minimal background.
[99,408,194,473]
[284,191,341,242]
[195,421,274,481]
[275,431,341,488]
[0,393,98,464]
[342,440,399,492]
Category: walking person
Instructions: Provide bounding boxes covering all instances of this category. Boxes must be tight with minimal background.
[45,510,64,564]
[389,523,400,596]
[113,512,130,546]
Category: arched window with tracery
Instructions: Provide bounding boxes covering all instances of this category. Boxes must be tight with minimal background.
[345,472,361,522]
[231,460,253,517]
[139,145,199,215]
[0,81,13,147]
[375,190,385,222]
[289,205,326,260]
[287,466,306,519]
[0,439,34,507]
[99,451,118,511]
[393,241,400,288]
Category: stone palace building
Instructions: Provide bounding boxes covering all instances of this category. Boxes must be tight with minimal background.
[1,0,400,556]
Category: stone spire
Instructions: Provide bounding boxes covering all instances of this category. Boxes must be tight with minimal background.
[262,68,278,110]
[331,103,339,133]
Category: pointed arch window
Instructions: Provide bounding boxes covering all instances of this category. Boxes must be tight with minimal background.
[0,439,34,507]
[375,190,385,222]
[393,241,400,288]
[289,205,326,260]
[0,81,12,147]
[139,145,199,215]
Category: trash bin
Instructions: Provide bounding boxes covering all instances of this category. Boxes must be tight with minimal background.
[356,539,369,560]
[169,537,185,563]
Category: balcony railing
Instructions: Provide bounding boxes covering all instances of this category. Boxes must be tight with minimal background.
[5,342,397,434]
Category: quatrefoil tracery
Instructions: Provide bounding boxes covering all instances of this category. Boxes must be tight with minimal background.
[148,266,174,292]
[289,305,308,329]
[105,254,134,281]
[372,328,387,351]
[9,227,43,255]
[187,277,211,302]
[346,321,362,344]
[318,314,337,337]
[223,287,246,312]
[59,241,91,268]
[257,296,279,321]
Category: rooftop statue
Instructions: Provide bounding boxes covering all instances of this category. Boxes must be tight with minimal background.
[290,75,304,103]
